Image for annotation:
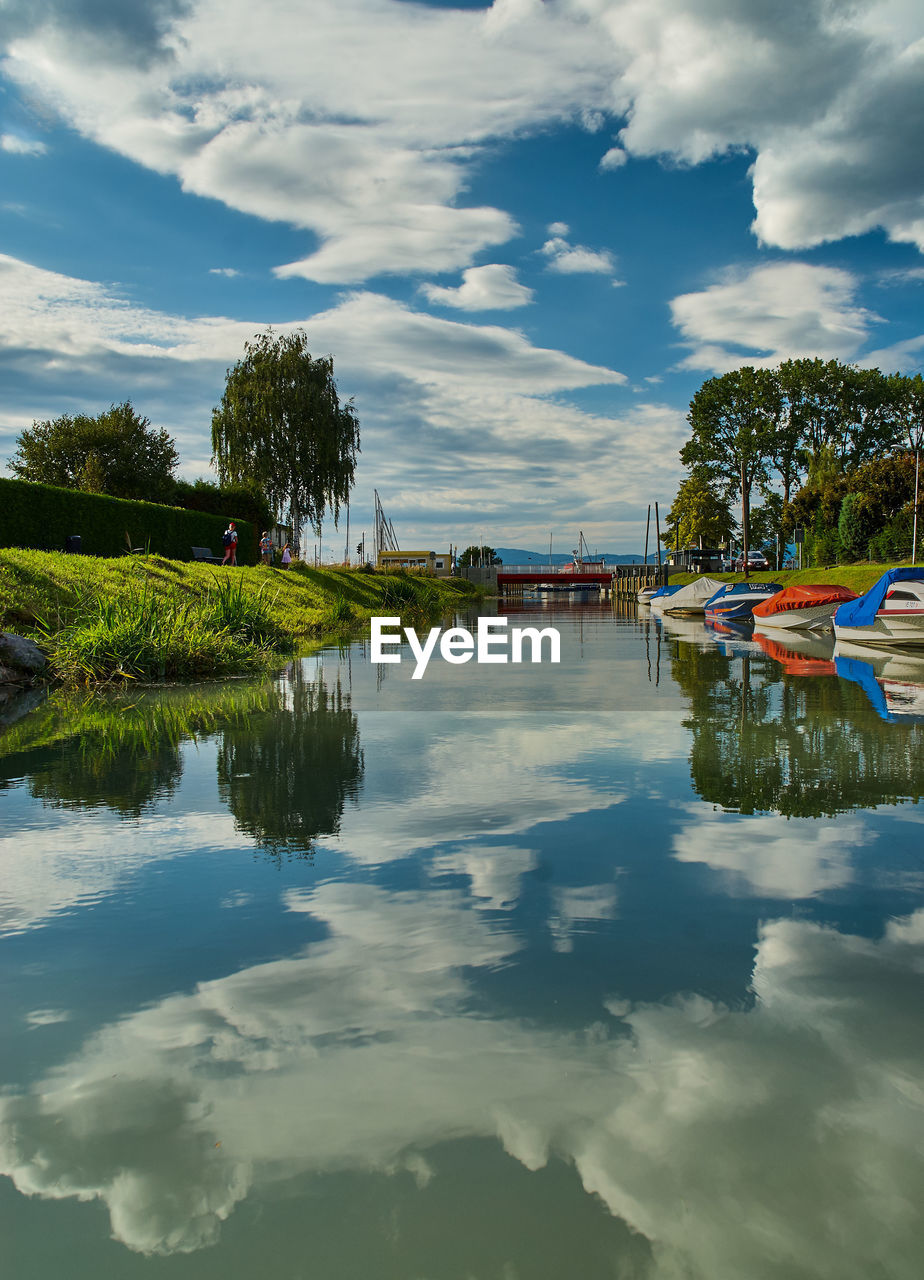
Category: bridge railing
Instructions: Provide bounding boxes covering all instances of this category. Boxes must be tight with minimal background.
[497,564,609,575]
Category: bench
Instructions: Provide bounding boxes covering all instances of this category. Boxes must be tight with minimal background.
[191,546,224,564]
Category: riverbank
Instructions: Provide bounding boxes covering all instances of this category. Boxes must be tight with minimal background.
[0,549,482,686]
[666,563,904,595]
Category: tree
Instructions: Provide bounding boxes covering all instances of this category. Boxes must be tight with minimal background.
[172,478,274,535]
[681,367,782,574]
[459,544,500,567]
[889,373,924,561]
[217,672,364,860]
[660,470,736,551]
[776,359,902,475]
[211,330,359,547]
[8,402,179,501]
[748,493,784,563]
[788,448,847,566]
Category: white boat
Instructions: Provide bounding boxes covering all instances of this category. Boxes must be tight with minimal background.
[637,585,661,604]
[650,576,725,615]
[752,583,858,633]
[833,569,924,648]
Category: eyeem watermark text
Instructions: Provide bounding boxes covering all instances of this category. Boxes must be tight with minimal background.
[371,617,561,680]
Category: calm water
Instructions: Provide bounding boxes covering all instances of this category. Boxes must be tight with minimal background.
[1,603,923,1279]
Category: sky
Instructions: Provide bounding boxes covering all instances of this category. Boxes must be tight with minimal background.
[1,0,923,556]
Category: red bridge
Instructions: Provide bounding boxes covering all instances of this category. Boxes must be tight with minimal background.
[496,564,613,591]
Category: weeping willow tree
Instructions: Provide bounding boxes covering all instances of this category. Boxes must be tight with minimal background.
[211,330,360,548]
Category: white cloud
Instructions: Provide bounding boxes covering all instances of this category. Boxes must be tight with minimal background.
[1,0,613,283]
[599,146,627,170]
[879,266,924,285]
[208,267,239,277]
[856,332,924,374]
[430,845,538,910]
[0,252,692,549]
[548,882,620,952]
[541,236,618,276]
[320,704,631,868]
[420,264,534,311]
[1,889,922,1276]
[0,805,249,937]
[670,262,879,372]
[672,806,868,898]
[547,221,570,236]
[0,133,47,155]
[2,0,923,277]
[0,254,622,392]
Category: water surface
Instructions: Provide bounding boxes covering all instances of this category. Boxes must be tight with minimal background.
[1,604,922,1278]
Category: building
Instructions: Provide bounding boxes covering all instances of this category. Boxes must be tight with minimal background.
[377,550,453,577]
[667,547,725,572]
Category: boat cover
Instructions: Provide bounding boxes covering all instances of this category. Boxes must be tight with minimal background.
[658,577,725,610]
[705,581,783,607]
[713,581,783,596]
[648,584,682,600]
[834,654,893,722]
[832,567,924,629]
[752,583,857,618]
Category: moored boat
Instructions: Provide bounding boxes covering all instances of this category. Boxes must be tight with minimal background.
[704,581,783,623]
[650,576,725,615]
[752,583,858,633]
[643,584,682,607]
[832,568,924,648]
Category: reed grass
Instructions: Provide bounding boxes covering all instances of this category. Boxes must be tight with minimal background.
[0,548,483,685]
[38,578,281,684]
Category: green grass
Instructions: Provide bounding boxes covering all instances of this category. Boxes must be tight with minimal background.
[0,680,280,758]
[39,581,280,684]
[0,549,482,685]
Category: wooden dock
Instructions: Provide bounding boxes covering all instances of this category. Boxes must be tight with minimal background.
[612,564,669,600]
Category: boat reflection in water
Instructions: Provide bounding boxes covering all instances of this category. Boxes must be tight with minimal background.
[663,614,924,816]
[835,641,924,724]
[752,628,837,677]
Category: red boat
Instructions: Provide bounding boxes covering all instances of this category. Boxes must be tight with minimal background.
[752,583,857,633]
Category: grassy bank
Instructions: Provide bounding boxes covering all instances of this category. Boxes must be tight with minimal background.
[0,549,481,684]
[666,562,909,595]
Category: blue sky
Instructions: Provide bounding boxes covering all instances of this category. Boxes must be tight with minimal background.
[1,0,923,554]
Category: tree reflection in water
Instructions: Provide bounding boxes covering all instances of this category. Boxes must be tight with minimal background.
[217,663,364,861]
[669,634,924,816]
[0,684,279,819]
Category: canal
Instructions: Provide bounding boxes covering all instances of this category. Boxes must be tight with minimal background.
[1,602,922,1278]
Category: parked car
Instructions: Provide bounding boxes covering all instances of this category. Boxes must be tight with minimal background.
[735,550,770,571]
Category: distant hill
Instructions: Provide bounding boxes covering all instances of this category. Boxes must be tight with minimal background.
[493,547,660,565]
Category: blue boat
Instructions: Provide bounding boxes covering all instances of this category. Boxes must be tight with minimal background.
[704,581,783,623]
[639,583,682,606]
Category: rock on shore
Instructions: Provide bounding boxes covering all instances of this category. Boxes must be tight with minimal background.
[0,633,48,708]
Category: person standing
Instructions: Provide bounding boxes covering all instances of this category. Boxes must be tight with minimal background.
[259,531,273,565]
[280,541,291,569]
[222,521,238,566]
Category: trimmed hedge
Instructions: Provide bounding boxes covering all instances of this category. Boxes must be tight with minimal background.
[0,476,255,564]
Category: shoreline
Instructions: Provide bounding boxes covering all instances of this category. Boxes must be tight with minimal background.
[0,548,484,691]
